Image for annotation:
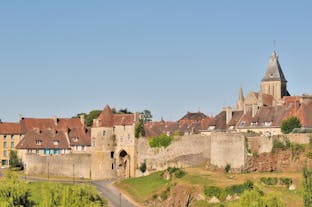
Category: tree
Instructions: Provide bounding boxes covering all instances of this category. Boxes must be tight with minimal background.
[85,110,102,127]
[303,166,312,207]
[9,150,21,169]
[135,119,145,138]
[142,110,152,123]
[281,116,301,134]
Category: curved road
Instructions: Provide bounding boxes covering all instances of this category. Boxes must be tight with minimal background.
[23,175,138,207]
[92,180,138,207]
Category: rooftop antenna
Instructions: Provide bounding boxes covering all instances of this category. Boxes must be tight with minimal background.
[273,40,277,53]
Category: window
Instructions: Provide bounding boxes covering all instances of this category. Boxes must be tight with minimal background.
[102,130,106,136]
[92,139,96,147]
[72,137,78,142]
[264,121,272,126]
[239,121,245,127]
[53,140,59,146]
[3,150,7,157]
[3,135,6,139]
[111,151,114,159]
[36,140,42,145]
[11,142,14,148]
[81,146,85,151]
[3,142,7,148]
[208,126,216,130]
[11,134,14,139]
[112,163,114,170]
[250,122,258,126]
[1,160,8,166]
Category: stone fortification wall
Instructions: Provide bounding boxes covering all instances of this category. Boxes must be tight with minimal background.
[210,133,246,169]
[247,136,273,154]
[24,154,92,179]
[136,135,211,175]
[287,133,311,144]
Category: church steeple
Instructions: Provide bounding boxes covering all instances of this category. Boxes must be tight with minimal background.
[236,85,244,111]
[262,51,287,82]
[260,51,289,100]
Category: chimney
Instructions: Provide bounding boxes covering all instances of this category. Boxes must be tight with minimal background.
[80,114,85,125]
[224,106,233,124]
[52,116,59,125]
[252,104,259,117]
[18,114,23,121]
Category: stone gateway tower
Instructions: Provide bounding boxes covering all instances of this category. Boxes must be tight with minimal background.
[260,51,290,100]
[90,105,140,179]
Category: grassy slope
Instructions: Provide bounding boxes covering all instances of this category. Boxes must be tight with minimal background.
[115,171,169,202]
[115,167,304,207]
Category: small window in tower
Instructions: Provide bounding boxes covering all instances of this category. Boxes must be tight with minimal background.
[111,151,114,159]
[112,163,114,170]
[103,130,106,136]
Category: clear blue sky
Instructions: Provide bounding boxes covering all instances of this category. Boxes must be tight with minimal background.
[1,1,312,122]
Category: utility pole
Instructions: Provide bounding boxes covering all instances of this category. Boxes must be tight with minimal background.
[120,193,122,207]
[73,163,75,184]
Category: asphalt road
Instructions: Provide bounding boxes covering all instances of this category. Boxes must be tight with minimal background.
[92,180,138,207]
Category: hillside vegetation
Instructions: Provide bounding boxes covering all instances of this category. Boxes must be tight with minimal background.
[115,167,304,207]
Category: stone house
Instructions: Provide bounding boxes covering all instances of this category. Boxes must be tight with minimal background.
[0,122,22,167]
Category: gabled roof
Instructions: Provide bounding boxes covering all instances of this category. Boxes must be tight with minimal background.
[262,51,287,82]
[0,122,21,134]
[178,112,207,123]
[16,129,71,149]
[20,117,83,133]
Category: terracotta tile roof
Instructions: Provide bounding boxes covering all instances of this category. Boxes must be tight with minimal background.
[208,111,227,131]
[93,105,135,127]
[296,102,312,127]
[18,117,90,148]
[16,129,70,149]
[144,112,212,137]
[178,112,207,122]
[68,128,91,146]
[20,117,83,133]
[0,122,21,134]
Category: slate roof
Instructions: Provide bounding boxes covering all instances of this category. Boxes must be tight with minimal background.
[262,51,287,82]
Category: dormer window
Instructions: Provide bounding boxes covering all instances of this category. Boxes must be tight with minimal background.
[250,122,258,126]
[72,137,78,142]
[53,140,59,145]
[36,140,42,145]
[228,126,234,130]
[239,121,245,127]
[208,126,215,130]
[264,121,272,126]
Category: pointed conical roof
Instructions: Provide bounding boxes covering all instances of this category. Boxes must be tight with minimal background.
[239,85,244,101]
[262,51,287,82]
[97,105,114,127]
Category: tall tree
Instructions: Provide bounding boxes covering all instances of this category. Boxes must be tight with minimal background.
[142,110,152,123]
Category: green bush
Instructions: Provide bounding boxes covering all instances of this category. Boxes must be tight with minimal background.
[281,116,302,134]
[260,177,278,185]
[160,186,170,201]
[306,151,312,159]
[224,164,231,173]
[225,180,253,195]
[163,167,186,179]
[149,134,173,148]
[204,186,224,199]
[174,169,186,178]
[139,162,147,173]
[280,178,293,188]
[236,190,284,207]
[272,138,290,153]
[291,143,305,159]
